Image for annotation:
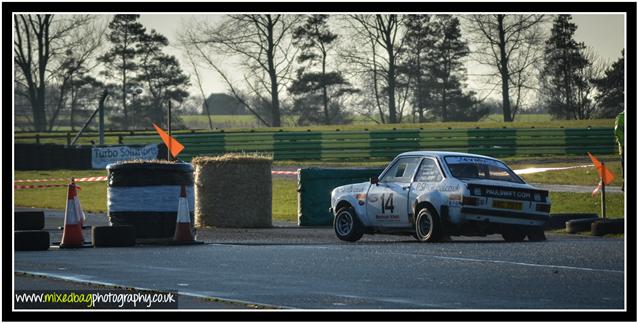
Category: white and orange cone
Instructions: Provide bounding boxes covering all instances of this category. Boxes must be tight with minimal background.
[72,178,87,228]
[173,185,195,242]
[60,179,85,248]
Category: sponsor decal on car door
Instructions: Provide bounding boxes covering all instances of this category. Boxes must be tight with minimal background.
[366,157,421,227]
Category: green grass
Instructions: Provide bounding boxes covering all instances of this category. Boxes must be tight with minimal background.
[14,170,108,213]
[519,161,623,187]
[549,192,624,218]
[180,115,258,129]
[482,113,553,123]
[272,179,298,222]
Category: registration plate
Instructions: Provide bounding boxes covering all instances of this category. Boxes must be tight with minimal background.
[492,200,523,210]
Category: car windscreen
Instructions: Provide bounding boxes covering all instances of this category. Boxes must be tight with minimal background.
[444,156,524,184]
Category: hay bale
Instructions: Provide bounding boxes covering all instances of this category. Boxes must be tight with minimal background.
[192,154,272,228]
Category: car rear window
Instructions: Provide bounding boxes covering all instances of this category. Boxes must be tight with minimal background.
[444,156,523,183]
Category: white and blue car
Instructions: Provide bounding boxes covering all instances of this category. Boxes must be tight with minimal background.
[330,151,551,242]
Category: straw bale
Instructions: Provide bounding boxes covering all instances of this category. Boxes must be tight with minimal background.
[193,154,272,228]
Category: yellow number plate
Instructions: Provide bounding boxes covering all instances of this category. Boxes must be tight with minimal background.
[492,200,523,210]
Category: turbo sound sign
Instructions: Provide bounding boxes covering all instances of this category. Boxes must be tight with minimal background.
[92,145,158,169]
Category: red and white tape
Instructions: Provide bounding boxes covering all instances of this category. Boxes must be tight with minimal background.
[271,171,299,176]
[14,176,108,183]
[15,184,81,190]
[15,171,298,189]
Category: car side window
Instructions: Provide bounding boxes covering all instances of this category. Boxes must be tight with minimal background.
[381,157,421,183]
[415,158,443,182]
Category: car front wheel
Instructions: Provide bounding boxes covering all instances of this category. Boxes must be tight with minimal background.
[415,208,441,242]
[334,207,364,242]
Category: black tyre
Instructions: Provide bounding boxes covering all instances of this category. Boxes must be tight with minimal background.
[566,218,598,234]
[15,230,50,251]
[591,219,624,236]
[526,227,547,242]
[544,213,598,230]
[334,207,364,242]
[414,207,442,242]
[92,225,136,247]
[15,211,45,230]
[501,227,526,242]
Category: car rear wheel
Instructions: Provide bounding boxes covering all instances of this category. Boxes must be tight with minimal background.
[334,207,364,242]
[526,227,547,241]
[415,208,441,242]
[502,227,526,242]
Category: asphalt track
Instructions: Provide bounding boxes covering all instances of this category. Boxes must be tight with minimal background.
[14,210,625,309]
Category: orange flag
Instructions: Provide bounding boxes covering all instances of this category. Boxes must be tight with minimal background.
[587,152,615,185]
[153,123,184,158]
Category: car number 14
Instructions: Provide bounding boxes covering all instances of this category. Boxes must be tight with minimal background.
[381,193,395,214]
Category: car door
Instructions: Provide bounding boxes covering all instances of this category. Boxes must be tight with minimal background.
[366,156,422,227]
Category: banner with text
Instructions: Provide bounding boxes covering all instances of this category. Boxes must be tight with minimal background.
[92,145,158,169]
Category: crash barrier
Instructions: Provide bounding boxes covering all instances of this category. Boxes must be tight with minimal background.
[14,230,50,251]
[92,225,137,247]
[544,213,598,230]
[193,154,272,228]
[591,219,624,236]
[121,127,616,161]
[15,143,92,170]
[298,167,385,226]
[565,217,600,233]
[107,161,195,240]
[14,211,45,230]
[14,211,50,251]
[14,143,167,170]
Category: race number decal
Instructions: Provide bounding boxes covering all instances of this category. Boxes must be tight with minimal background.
[381,193,395,214]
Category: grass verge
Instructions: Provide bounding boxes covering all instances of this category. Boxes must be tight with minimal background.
[520,160,623,187]
[549,192,624,219]
[15,171,624,224]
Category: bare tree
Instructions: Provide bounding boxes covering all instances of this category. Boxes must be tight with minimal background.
[14,14,95,131]
[47,18,106,131]
[349,14,405,123]
[338,24,383,123]
[180,15,300,127]
[465,14,546,122]
[183,47,213,129]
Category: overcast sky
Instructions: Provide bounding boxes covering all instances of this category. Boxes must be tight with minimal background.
[137,13,625,102]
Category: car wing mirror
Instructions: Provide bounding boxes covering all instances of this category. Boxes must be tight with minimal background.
[370,176,379,185]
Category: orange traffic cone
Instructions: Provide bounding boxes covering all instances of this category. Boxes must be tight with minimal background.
[173,185,195,243]
[60,179,85,248]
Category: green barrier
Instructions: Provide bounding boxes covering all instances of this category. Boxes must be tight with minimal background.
[298,167,385,226]
[121,127,616,161]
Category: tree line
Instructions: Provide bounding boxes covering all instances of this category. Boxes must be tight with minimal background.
[15,14,624,132]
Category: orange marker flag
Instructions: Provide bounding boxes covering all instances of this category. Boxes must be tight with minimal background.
[153,123,184,158]
[587,152,615,185]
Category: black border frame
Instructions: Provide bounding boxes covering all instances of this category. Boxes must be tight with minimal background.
[4,1,636,322]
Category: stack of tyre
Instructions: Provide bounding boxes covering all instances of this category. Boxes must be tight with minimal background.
[550,213,624,236]
[14,211,50,251]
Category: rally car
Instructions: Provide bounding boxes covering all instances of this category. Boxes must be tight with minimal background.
[330,151,550,242]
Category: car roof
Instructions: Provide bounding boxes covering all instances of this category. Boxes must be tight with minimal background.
[396,151,501,160]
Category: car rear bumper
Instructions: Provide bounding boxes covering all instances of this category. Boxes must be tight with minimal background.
[461,207,549,226]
